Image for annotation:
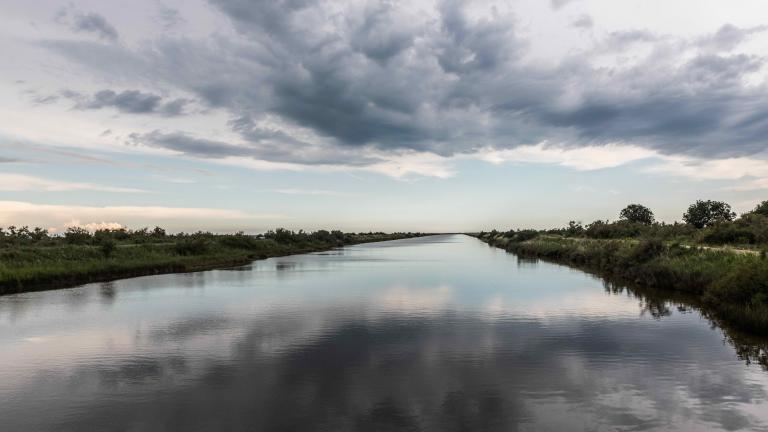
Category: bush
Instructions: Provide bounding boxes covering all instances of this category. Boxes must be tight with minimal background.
[64,227,92,245]
[585,220,645,239]
[698,213,768,245]
[100,239,116,258]
[174,238,210,255]
[218,233,259,250]
[706,259,768,306]
[505,229,538,242]
[565,221,584,237]
[264,228,299,243]
[700,223,757,245]
[629,238,665,263]
[754,200,768,217]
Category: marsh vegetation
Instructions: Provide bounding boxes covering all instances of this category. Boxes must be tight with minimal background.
[0,227,423,294]
[478,200,768,335]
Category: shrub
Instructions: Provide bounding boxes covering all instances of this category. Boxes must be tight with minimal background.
[64,227,92,245]
[754,200,768,217]
[585,220,645,239]
[174,238,210,255]
[629,238,665,263]
[706,259,768,306]
[565,221,584,237]
[700,224,756,245]
[508,229,538,242]
[100,239,116,258]
[218,233,259,250]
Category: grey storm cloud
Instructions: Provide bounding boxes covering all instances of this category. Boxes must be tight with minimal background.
[42,0,768,166]
[32,94,59,105]
[133,130,381,166]
[66,89,189,115]
[551,0,579,10]
[572,15,594,29]
[158,6,185,29]
[56,7,119,41]
[133,131,250,159]
[699,24,768,52]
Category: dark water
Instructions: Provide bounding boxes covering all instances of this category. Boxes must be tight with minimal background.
[2,235,767,431]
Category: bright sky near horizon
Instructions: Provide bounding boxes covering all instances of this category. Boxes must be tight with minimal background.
[1,0,768,233]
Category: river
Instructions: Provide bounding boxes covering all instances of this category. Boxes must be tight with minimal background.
[1,234,767,431]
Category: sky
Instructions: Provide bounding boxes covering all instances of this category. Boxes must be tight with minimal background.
[1,0,768,233]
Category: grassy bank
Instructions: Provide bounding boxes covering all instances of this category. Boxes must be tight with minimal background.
[0,228,424,295]
[477,233,768,335]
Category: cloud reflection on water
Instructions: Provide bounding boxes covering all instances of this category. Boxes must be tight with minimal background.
[1,235,767,431]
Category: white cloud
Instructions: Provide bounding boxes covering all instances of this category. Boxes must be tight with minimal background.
[0,201,282,231]
[729,178,768,191]
[57,221,125,233]
[274,189,360,197]
[644,153,768,192]
[366,151,457,179]
[473,143,768,192]
[474,142,657,170]
[646,155,768,181]
[0,173,144,193]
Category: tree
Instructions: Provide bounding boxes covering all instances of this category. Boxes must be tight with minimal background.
[619,204,655,225]
[754,200,768,217]
[565,221,584,236]
[683,200,736,228]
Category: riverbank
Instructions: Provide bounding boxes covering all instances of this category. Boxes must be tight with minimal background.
[0,231,424,295]
[476,233,768,335]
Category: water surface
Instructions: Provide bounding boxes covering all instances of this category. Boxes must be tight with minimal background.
[2,234,767,431]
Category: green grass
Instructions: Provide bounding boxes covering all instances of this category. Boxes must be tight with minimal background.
[477,234,768,335]
[0,232,421,295]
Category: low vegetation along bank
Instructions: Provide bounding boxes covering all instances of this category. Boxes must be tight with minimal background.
[0,227,424,295]
[477,200,768,335]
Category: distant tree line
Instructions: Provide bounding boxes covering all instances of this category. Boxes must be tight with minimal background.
[0,225,420,251]
[0,227,424,294]
[483,199,768,246]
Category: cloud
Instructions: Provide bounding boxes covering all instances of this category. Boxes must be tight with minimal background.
[55,7,119,41]
[36,0,768,172]
[158,6,185,29]
[366,151,457,179]
[646,154,768,181]
[274,189,360,197]
[61,221,125,232]
[82,89,161,113]
[728,178,768,191]
[0,201,280,232]
[572,15,594,29]
[131,130,381,166]
[65,89,189,115]
[0,157,20,163]
[551,0,579,10]
[31,94,60,105]
[131,131,250,158]
[0,173,145,193]
[698,23,768,52]
[475,143,657,170]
